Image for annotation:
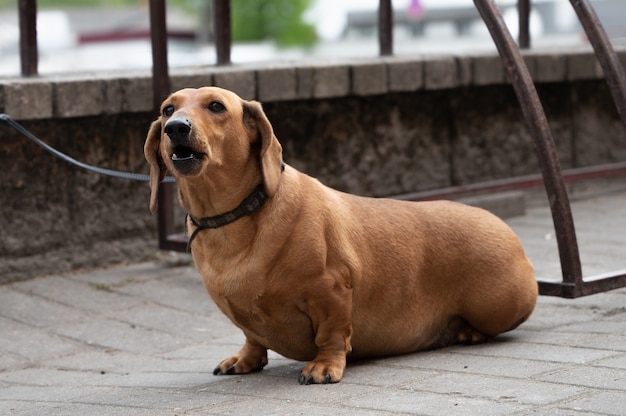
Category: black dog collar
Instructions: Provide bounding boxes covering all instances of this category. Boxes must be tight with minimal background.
[186,183,267,252]
[185,162,285,252]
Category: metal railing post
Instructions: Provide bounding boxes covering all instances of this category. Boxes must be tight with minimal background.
[150,0,170,110]
[18,0,38,76]
[213,0,231,65]
[378,0,393,56]
[518,0,530,48]
[149,0,182,251]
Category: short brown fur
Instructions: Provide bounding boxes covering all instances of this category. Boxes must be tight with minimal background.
[145,87,538,384]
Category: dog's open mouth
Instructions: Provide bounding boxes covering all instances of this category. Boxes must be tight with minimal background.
[172,145,203,161]
[170,145,204,174]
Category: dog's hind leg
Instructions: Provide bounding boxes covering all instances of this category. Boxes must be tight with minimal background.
[455,321,490,345]
[424,317,489,350]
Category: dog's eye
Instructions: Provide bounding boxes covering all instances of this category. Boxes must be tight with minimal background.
[162,105,175,117]
[207,101,226,114]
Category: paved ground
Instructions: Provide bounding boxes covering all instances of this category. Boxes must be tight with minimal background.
[1,178,625,415]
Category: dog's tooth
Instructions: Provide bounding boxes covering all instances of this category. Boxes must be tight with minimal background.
[172,153,194,161]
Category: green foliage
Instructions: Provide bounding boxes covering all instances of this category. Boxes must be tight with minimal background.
[231,0,316,48]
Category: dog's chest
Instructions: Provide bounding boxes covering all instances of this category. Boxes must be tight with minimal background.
[201,268,318,361]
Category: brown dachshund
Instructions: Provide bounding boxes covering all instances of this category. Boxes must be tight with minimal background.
[144,86,538,385]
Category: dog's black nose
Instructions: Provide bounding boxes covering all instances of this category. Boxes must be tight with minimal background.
[164,118,192,143]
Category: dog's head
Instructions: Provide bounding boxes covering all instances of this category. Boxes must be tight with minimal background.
[144,87,283,214]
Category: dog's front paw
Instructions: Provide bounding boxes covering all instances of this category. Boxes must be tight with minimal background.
[298,359,345,385]
[213,342,268,376]
[213,354,268,376]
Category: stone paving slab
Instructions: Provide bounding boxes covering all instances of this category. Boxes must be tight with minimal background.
[1,182,625,415]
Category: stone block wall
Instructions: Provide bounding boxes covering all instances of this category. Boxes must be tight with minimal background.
[1,47,625,283]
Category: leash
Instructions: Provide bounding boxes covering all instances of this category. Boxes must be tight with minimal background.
[0,113,175,183]
[3,113,284,253]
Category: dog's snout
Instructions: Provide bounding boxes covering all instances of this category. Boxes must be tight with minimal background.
[164,118,192,143]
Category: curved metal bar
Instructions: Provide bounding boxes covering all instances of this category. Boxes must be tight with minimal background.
[473,0,583,296]
[569,0,626,131]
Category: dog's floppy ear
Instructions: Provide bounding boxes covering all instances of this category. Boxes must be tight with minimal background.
[243,100,283,197]
[144,119,166,214]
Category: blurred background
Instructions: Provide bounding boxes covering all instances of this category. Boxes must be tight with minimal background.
[0,0,624,76]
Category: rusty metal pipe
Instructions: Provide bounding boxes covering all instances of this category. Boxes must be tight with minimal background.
[569,0,626,132]
[539,271,626,298]
[473,0,583,291]
[395,161,626,202]
[18,0,38,77]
